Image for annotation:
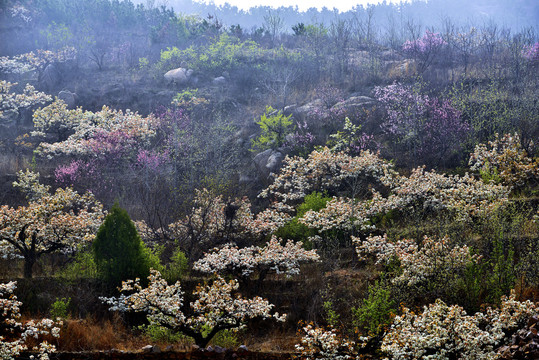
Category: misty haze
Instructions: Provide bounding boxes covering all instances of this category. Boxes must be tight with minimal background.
[0,0,538,359]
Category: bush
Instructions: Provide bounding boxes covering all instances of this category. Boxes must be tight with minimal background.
[275,192,330,249]
[352,278,395,336]
[50,297,71,319]
[251,106,294,152]
[58,249,97,280]
[163,247,189,282]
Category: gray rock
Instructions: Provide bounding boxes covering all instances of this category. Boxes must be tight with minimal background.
[294,99,324,119]
[238,345,248,352]
[206,346,214,352]
[58,90,76,108]
[152,345,161,353]
[331,96,375,111]
[141,345,153,353]
[41,63,60,90]
[164,67,192,84]
[253,149,284,179]
[214,346,225,353]
[212,76,226,85]
[266,151,283,172]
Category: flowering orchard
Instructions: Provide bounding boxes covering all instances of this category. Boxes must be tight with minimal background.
[382,291,538,360]
[101,270,286,347]
[355,234,479,287]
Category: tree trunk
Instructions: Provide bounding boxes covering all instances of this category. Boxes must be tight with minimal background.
[24,255,36,278]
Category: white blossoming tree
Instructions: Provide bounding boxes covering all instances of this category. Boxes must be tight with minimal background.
[101,270,286,347]
[168,188,284,260]
[193,235,319,282]
[295,324,356,360]
[469,133,539,189]
[0,281,61,360]
[0,80,51,124]
[355,234,479,288]
[382,291,539,360]
[0,170,104,278]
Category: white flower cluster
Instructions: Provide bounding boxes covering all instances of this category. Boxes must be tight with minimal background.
[469,133,538,188]
[386,166,509,222]
[382,291,538,360]
[295,324,356,360]
[258,148,509,244]
[168,188,254,246]
[0,81,52,122]
[193,235,319,278]
[0,170,104,270]
[31,98,84,138]
[34,104,158,157]
[355,234,479,287]
[0,47,76,75]
[101,270,285,346]
[0,282,61,360]
[260,147,397,205]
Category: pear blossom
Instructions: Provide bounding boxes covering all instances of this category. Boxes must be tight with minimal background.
[101,270,286,347]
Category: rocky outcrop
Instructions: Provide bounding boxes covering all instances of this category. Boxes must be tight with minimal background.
[253,148,284,180]
[41,63,60,90]
[164,68,193,85]
[58,90,76,108]
[331,96,375,112]
[212,76,226,86]
[293,99,323,120]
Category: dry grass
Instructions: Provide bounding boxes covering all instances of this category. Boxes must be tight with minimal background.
[57,314,146,352]
[242,329,298,353]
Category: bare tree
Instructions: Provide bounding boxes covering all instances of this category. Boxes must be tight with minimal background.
[263,10,284,48]
[330,17,353,82]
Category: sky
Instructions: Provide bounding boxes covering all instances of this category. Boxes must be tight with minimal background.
[193,0,403,12]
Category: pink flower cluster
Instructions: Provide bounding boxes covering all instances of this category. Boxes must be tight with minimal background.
[522,42,539,63]
[402,31,446,54]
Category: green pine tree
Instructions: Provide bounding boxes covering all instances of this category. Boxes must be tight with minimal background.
[93,203,152,287]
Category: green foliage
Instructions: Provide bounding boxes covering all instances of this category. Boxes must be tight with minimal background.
[209,329,240,348]
[58,249,97,280]
[485,239,516,304]
[323,301,341,328]
[163,247,189,283]
[138,323,189,343]
[138,57,149,70]
[479,162,502,184]
[251,106,294,152]
[275,192,330,248]
[352,278,396,336]
[92,203,155,287]
[42,21,73,50]
[454,259,484,313]
[50,297,71,319]
[157,33,262,75]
